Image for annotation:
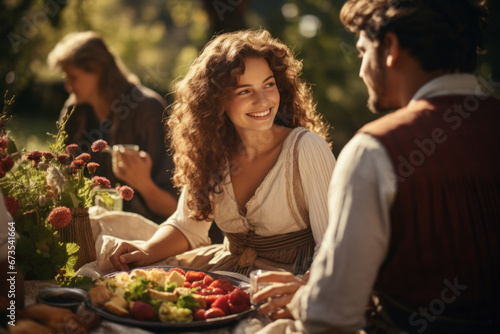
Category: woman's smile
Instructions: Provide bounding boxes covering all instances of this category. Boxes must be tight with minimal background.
[247,108,272,119]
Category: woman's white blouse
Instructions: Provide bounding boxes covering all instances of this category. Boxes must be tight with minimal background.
[163,127,336,258]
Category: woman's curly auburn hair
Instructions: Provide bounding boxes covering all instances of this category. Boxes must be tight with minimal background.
[167,29,332,222]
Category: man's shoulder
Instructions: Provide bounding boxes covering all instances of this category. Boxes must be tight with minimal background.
[360,94,500,137]
[359,99,435,137]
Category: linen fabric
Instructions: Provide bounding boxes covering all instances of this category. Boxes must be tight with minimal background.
[163,127,336,275]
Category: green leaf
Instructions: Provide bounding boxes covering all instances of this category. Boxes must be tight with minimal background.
[59,276,94,291]
[124,277,151,302]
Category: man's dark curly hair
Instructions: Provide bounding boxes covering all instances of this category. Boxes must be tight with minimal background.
[340,0,489,73]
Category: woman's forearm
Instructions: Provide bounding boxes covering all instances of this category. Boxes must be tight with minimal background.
[143,225,190,264]
[135,178,178,218]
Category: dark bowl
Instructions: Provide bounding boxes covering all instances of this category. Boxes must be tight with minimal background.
[37,287,88,313]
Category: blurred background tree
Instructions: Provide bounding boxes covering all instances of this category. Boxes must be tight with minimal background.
[1,0,499,156]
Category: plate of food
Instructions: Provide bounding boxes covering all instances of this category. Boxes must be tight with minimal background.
[85,266,254,331]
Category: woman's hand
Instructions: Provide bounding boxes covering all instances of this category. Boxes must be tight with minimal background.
[109,241,150,271]
[251,271,308,320]
[112,149,154,193]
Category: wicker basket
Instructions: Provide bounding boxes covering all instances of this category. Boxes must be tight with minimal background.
[58,207,96,270]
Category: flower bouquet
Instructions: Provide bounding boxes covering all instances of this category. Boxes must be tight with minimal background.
[0,93,134,280]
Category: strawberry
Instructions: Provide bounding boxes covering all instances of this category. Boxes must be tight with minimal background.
[211,295,230,315]
[227,288,250,305]
[193,308,207,321]
[202,294,225,307]
[185,270,206,283]
[205,307,226,318]
[211,287,224,295]
[130,300,155,321]
[166,268,186,276]
[209,279,235,293]
[203,274,214,286]
[228,301,250,314]
[183,281,192,288]
[191,281,207,290]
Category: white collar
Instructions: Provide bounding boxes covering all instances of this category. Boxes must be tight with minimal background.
[410,73,482,103]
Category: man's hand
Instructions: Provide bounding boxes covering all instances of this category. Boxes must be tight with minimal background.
[251,271,305,320]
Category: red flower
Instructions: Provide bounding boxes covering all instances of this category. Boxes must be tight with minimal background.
[86,162,99,174]
[27,151,42,162]
[65,144,78,155]
[92,176,111,189]
[0,169,4,179]
[57,154,69,165]
[75,153,91,162]
[0,136,9,150]
[0,156,14,173]
[42,152,55,161]
[4,196,20,216]
[91,140,108,152]
[117,185,134,201]
[70,159,86,169]
[48,206,72,228]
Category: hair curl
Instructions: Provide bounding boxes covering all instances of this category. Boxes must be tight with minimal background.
[168,29,331,221]
[47,31,140,104]
[340,0,489,73]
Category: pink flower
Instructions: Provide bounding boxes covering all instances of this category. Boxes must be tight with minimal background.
[75,153,91,162]
[92,176,111,189]
[117,185,134,201]
[86,162,99,174]
[91,140,108,152]
[42,152,55,161]
[27,151,42,162]
[48,206,72,228]
[70,159,86,169]
[57,154,69,165]
[0,156,14,173]
[4,196,20,216]
[0,136,9,150]
[65,144,78,155]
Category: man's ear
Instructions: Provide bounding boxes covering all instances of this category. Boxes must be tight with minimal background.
[383,32,400,68]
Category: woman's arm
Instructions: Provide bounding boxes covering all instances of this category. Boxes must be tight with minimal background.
[109,186,212,271]
[109,224,189,271]
[297,132,337,255]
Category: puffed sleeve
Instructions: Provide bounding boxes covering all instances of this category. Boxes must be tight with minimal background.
[297,131,336,256]
[161,187,212,249]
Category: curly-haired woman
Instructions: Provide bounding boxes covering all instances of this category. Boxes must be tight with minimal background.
[110,29,336,277]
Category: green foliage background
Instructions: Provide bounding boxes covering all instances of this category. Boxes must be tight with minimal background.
[1,0,499,156]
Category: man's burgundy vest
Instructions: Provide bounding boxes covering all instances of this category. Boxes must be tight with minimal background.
[360,95,500,319]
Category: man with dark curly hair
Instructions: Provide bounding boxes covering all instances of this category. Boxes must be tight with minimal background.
[254,1,500,333]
